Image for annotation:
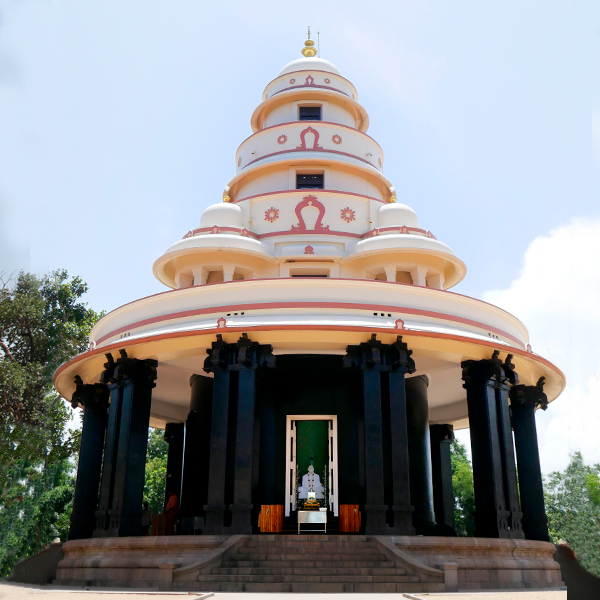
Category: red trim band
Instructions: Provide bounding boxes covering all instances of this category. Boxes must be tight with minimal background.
[231,189,386,205]
[243,147,380,170]
[236,121,383,156]
[54,325,565,389]
[94,300,525,347]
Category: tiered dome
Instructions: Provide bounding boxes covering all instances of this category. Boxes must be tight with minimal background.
[153,41,466,291]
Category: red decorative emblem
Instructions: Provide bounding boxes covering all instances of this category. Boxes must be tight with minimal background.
[340,207,355,223]
[296,126,323,150]
[395,318,405,330]
[290,78,296,84]
[237,156,242,167]
[304,75,314,85]
[332,134,342,145]
[212,226,221,234]
[277,134,288,145]
[304,245,314,255]
[324,78,330,84]
[426,230,433,238]
[87,341,97,351]
[217,317,227,329]
[264,207,279,223]
[526,343,532,353]
[241,228,249,236]
[399,226,409,234]
[291,196,330,233]
[378,157,382,168]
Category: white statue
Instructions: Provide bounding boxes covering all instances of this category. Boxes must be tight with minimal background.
[297,463,325,500]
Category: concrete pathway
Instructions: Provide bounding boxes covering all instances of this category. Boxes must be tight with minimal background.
[0,582,567,600]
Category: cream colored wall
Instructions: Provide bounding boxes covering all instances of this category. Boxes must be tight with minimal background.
[234,163,387,201]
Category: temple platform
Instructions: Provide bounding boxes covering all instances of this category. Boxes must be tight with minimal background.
[55,534,563,593]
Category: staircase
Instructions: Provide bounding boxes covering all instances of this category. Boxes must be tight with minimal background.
[194,535,445,593]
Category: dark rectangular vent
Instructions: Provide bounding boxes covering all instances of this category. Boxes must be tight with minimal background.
[299,106,322,121]
[296,174,324,189]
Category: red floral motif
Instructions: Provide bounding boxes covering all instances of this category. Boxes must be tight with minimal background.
[340,207,355,223]
[332,134,342,145]
[304,245,314,255]
[264,207,279,223]
[324,78,330,84]
[290,78,296,84]
[277,134,288,145]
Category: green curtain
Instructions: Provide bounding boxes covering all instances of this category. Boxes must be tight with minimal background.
[296,420,329,483]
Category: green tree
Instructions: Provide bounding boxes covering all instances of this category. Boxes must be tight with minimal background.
[545,452,600,576]
[143,428,168,516]
[451,439,476,536]
[0,270,101,575]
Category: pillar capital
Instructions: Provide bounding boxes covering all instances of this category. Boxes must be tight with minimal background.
[462,350,515,387]
[387,335,416,374]
[510,377,548,410]
[108,349,158,385]
[204,333,275,374]
[71,375,108,409]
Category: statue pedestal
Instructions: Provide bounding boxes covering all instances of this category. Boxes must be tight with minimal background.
[297,510,327,534]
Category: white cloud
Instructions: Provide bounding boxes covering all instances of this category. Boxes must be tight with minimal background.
[483,217,600,473]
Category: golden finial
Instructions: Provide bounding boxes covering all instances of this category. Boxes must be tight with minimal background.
[301,26,317,57]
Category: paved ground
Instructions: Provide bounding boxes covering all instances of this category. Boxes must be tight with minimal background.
[0,582,568,600]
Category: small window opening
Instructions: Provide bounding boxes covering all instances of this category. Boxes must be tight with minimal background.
[299,106,322,121]
[296,174,324,189]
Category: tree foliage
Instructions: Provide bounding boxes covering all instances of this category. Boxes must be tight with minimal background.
[0,270,101,575]
[144,428,168,516]
[0,458,75,577]
[451,438,476,536]
[545,452,600,576]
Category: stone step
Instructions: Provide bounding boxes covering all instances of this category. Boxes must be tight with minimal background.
[194,582,446,593]
[230,552,389,562]
[252,534,367,542]
[244,539,372,548]
[212,566,405,576]
[223,559,396,569]
[199,574,420,584]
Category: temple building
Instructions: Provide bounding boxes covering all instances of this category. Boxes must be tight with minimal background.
[53,34,566,592]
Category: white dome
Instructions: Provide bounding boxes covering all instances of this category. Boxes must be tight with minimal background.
[200,203,244,229]
[278,57,341,77]
[378,203,420,229]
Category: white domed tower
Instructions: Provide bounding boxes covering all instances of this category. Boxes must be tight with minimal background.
[55,34,564,592]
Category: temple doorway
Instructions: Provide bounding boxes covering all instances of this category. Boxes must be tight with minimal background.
[285,414,338,517]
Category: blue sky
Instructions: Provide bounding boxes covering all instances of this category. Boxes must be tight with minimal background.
[1,0,598,471]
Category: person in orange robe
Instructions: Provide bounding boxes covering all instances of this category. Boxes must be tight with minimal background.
[165,491,179,535]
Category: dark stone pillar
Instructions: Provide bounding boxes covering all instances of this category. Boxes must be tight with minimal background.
[510,377,550,542]
[94,354,120,536]
[94,350,158,537]
[406,375,436,533]
[230,335,275,533]
[429,424,455,531]
[68,376,109,540]
[203,335,233,534]
[496,357,524,538]
[180,374,213,520]
[462,351,511,538]
[386,337,416,534]
[164,423,184,509]
[344,335,388,534]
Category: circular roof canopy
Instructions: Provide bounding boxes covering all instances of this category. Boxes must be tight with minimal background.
[278,57,341,77]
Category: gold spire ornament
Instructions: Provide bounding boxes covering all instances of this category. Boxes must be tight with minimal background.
[301,27,317,57]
